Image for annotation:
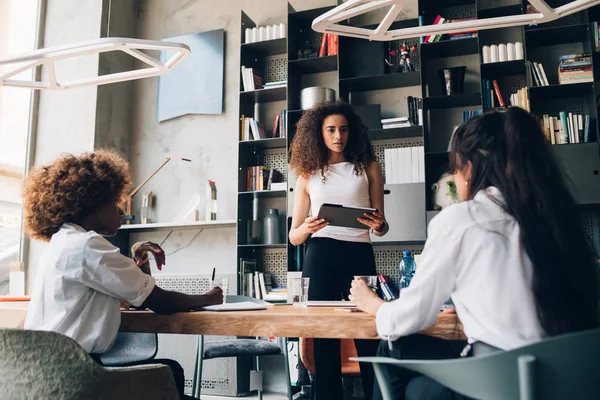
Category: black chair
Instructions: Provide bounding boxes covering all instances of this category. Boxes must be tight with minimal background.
[99,332,158,366]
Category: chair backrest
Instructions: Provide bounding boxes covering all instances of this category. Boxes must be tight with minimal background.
[99,332,158,366]
[0,328,179,400]
[359,328,600,400]
[300,338,361,376]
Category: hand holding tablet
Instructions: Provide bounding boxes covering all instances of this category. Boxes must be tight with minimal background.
[317,203,379,230]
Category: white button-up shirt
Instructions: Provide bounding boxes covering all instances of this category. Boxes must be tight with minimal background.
[376,187,545,350]
[25,223,155,353]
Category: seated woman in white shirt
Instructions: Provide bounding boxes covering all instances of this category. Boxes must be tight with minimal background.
[349,107,599,400]
[22,150,223,400]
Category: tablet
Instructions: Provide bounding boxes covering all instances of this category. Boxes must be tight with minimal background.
[317,203,377,230]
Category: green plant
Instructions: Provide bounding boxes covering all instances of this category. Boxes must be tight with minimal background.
[446,181,459,201]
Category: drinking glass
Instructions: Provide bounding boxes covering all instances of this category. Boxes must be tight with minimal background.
[291,277,310,307]
[354,275,378,293]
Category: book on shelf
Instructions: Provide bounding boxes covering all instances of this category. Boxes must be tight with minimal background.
[527,61,549,86]
[558,53,592,85]
[246,166,284,191]
[492,80,505,107]
[509,87,530,112]
[317,33,339,57]
[241,117,266,141]
[424,15,477,43]
[272,109,287,138]
[536,112,591,144]
[263,81,287,88]
[270,182,287,191]
[406,96,423,126]
[592,22,599,52]
[241,66,263,91]
[384,146,425,185]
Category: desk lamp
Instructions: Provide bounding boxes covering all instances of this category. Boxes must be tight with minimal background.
[123,156,191,224]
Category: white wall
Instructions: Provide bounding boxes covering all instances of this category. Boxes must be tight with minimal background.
[129,0,334,278]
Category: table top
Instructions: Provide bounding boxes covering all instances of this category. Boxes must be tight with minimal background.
[120,304,465,340]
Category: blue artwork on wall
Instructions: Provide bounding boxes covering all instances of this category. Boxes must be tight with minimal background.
[157,29,225,122]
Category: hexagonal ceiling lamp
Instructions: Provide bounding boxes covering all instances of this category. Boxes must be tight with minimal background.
[0,37,190,90]
[312,0,600,41]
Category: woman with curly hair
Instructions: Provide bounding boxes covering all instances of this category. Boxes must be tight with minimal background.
[23,149,222,400]
[289,101,388,400]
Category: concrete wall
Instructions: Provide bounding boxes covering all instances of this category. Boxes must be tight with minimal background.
[129,0,335,280]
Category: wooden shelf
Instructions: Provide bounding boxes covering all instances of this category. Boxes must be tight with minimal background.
[238,189,287,199]
[369,126,423,141]
[340,71,420,92]
[424,93,482,109]
[240,86,287,103]
[239,137,287,150]
[526,23,589,47]
[480,60,526,78]
[529,83,593,100]
[241,38,286,56]
[421,37,479,58]
[288,56,338,74]
[119,220,236,232]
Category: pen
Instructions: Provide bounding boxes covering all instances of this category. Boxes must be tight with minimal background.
[211,267,216,287]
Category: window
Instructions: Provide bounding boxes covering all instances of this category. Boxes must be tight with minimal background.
[0,0,39,294]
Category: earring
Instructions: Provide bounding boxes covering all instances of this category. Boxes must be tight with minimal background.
[464,182,468,186]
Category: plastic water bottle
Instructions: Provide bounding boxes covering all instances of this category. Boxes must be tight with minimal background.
[399,250,416,290]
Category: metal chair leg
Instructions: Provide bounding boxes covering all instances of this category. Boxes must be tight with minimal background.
[192,335,204,399]
[373,363,394,400]
[256,354,263,400]
[282,337,293,400]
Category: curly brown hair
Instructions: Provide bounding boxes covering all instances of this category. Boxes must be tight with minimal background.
[289,101,376,179]
[23,149,132,241]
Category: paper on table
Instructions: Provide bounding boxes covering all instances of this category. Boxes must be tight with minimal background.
[202,301,268,311]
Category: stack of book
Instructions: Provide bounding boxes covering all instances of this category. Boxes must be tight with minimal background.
[538,112,591,144]
[246,166,284,191]
[241,66,263,91]
[384,146,425,184]
[381,117,411,129]
[509,87,530,112]
[423,16,477,43]
[263,80,286,89]
[558,54,592,85]
[407,96,423,126]
[527,61,549,86]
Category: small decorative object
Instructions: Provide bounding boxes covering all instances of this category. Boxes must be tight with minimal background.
[206,180,217,221]
[385,41,417,73]
[258,26,266,41]
[266,25,273,41]
[263,208,281,244]
[431,173,460,210]
[251,27,258,42]
[247,198,261,244]
[141,191,153,224]
[437,66,466,96]
[300,87,335,110]
[245,28,252,44]
[297,39,318,59]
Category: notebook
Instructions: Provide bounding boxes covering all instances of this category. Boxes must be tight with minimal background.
[202,301,268,312]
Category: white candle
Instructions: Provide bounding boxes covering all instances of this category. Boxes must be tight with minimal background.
[258,26,266,42]
[515,42,524,60]
[507,43,515,61]
[279,23,287,38]
[245,28,252,44]
[482,45,490,63]
[498,43,507,62]
[266,25,273,41]
[251,27,258,43]
[490,44,499,63]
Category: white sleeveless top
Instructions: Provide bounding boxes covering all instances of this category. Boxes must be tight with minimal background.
[307,162,372,243]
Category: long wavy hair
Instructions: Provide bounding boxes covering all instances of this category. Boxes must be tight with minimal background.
[289,101,376,179]
[450,107,598,336]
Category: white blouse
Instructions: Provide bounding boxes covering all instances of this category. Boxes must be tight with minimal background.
[376,187,545,350]
[25,223,155,353]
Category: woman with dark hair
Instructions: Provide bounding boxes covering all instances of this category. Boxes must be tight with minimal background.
[350,107,598,400]
[289,101,389,400]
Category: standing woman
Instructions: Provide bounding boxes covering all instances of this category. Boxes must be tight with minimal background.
[289,101,389,400]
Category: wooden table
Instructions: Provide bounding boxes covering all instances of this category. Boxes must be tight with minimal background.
[120,304,465,340]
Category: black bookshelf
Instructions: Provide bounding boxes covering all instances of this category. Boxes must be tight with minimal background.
[236,3,600,293]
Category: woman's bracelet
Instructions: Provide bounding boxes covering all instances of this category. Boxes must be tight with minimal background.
[374,220,386,233]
